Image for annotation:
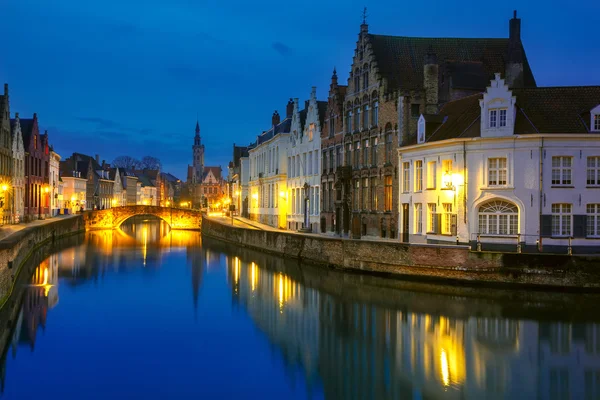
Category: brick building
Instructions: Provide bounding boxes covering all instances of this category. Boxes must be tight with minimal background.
[21,114,51,220]
[0,84,13,223]
[336,12,535,239]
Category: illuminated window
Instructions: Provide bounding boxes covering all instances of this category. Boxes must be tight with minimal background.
[427,203,436,233]
[402,162,410,193]
[308,123,315,141]
[414,203,422,234]
[384,176,392,211]
[442,203,453,235]
[414,160,423,192]
[370,177,377,210]
[427,161,436,189]
[552,156,572,186]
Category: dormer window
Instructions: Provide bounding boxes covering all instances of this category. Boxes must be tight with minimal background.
[589,105,600,132]
[489,110,497,127]
[594,114,600,132]
[489,108,507,128]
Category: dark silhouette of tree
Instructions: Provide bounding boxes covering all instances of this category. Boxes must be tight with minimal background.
[112,155,141,171]
[141,156,162,170]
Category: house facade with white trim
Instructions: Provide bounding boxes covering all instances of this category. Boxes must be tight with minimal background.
[286,88,326,232]
[399,74,600,253]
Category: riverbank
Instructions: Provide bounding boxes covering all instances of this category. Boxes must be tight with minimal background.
[202,217,600,290]
[0,215,84,308]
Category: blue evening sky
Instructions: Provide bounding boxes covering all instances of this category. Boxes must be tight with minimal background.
[1,1,598,179]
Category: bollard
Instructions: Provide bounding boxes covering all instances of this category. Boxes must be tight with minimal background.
[516,234,522,254]
[568,236,572,255]
[476,234,481,252]
[456,235,459,246]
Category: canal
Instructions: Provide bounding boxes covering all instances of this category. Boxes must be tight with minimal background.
[1,217,599,399]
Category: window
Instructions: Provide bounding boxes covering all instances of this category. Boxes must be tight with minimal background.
[370,177,377,210]
[441,160,453,189]
[354,107,360,130]
[354,141,360,168]
[489,110,497,128]
[363,139,369,167]
[427,203,436,233]
[499,109,507,127]
[345,143,352,167]
[329,182,334,210]
[552,203,572,237]
[315,150,319,174]
[322,151,327,174]
[362,177,368,209]
[336,146,342,168]
[372,101,378,126]
[414,203,422,234]
[594,114,600,132]
[415,160,423,192]
[402,162,410,193]
[328,149,333,172]
[363,71,369,90]
[478,200,518,235]
[552,156,572,186]
[385,133,392,163]
[588,156,600,186]
[371,138,377,166]
[427,161,436,189]
[442,203,453,235]
[587,204,600,237]
[384,176,392,211]
[307,152,312,175]
[308,123,315,141]
[411,104,420,118]
[488,158,507,186]
[346,111,352,132]
[362,105,369,130]
[354,179,360,210]
[550,369,569,400]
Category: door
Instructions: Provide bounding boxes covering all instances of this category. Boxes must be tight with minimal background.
[402,203,409,243]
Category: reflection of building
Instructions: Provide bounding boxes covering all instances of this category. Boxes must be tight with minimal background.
[221,248,600,399]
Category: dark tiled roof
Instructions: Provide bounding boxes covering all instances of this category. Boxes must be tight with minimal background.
[162,172,180,183]
[445,61,490,90]
[512,86,600,134]
[425,93,482,143]
[317,101,328,129]
[299,109,308,132]
[257,117,292,145]
[202,166,222,181]
[19,119,34,148]
[368,35,536,93]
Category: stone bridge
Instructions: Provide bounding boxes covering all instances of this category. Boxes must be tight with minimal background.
[83,205,202,230]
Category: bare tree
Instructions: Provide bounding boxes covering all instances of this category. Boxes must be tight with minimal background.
[141,156,162,170]
[112,155,141,170]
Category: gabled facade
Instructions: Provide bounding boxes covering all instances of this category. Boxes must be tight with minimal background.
[59,159,87,213]
[320,69,350,235]
[10,113,25,222]
[49,148,61,216]
[340,12,536,239]
[248,102,292,228]
[120,170,139,206]
[229,144,250,217]
[109,168,125,206]
[287,88,325,232]
[0,84,13,224]
[200,166,224,209]
[21,114,50,220]
[399,74,600,254]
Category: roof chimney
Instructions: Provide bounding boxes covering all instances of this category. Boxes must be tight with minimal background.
[272,111,281,126]
[509,10,521,45]
[95,154,100,165]
[506,10,525,88]
[3,83,7,96]
[286,99,294,118]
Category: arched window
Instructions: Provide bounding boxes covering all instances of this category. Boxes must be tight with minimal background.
[478,200,519,235]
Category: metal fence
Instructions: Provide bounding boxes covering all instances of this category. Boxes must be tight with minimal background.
[469,233,583,255]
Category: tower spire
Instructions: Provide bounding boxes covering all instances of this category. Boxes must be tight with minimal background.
[195,119,200,135]
[362,7,367,24]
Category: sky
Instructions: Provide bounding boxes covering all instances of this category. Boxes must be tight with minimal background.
[1,0,599,179]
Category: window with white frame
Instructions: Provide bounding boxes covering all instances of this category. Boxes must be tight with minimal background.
[594,114,600,132]
[587,204,600,237]
[441,159,453,189]
[427,161,436,189]
[499,109,507,127]
[402,162,410,193]
[552,203,572,237]
[588,156,600,186]
[488,157,507,186]
[478,200,518,235]
[442,203,453,235]
[552,156,572,186]
[489,110,497,128]
[414,203,422,234]
[427,203,436,233]
[415,160,423,192]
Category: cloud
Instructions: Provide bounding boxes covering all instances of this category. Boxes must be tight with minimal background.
[272,42,292,56]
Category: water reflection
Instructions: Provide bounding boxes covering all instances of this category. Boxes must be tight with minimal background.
[222,244,600,400]
[0,220,599,399]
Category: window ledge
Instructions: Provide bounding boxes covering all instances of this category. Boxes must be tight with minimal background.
[480,186,514,190]
[550,235,573,239]
[551,186,575,189]
[477,234,519,238]
[425,187,436,191]
[586,186,600,189]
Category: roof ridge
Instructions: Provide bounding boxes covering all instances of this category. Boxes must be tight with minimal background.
[515,85,600,90]
[369,33,506,40]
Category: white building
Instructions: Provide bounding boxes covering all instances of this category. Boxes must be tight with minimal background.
[49,149,61,216]
[286,88,325,232]
[229,144,251,217]
[248,102,292,228]
[10,114,25,222]
[60,170,87,213]
[398,74,600,253]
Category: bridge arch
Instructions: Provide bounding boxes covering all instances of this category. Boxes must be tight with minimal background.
[83,205,202,230]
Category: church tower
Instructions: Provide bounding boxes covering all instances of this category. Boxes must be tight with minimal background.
[192,120,204,184]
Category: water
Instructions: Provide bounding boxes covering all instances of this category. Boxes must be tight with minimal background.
[1,217,600,399]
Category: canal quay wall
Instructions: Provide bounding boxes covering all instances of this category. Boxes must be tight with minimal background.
[0,215,85,308]
[202,218,600,290]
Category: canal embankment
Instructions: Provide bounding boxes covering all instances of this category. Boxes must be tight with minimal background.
[202,217,600,290]
[0,215,85,308]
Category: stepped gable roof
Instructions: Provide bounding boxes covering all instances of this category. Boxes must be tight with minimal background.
[421,86,600,144]
[368,35,536,93]
[18,119,35,147]
[202,166,222,181]
[257,117,292,145]
[512,86,600,134]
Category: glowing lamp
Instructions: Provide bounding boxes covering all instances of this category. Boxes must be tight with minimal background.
[1,185,7,191]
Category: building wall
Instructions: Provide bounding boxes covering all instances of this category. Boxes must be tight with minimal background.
[287,93,321,232]
[49,151,60,216]
[0,85,13,224]
[249,133,289,228]
[24,118,50,220]
[11,116,25,223]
